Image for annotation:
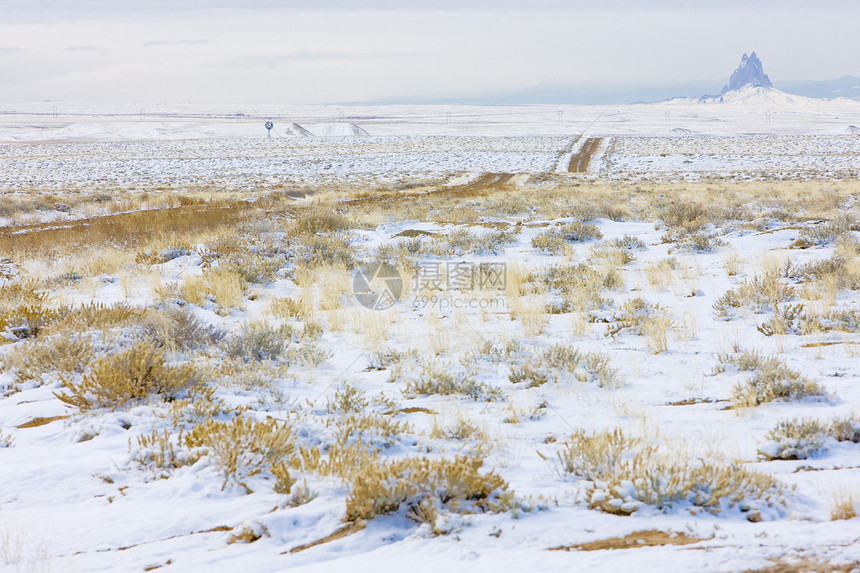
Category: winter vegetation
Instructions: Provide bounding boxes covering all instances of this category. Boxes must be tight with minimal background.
[2,109,860,572]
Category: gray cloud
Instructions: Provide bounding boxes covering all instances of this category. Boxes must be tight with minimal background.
[0,46,24,56]
[65,45,106,52]
[144,39,211,48]
[219,50,420,69]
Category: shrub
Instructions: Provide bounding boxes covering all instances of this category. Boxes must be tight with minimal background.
[609,235,647,251]
[796,256,860,291]
[133,429,191,474]
[532,222,603,255]
[3,334,93,387]
[830,416,860,443]
[135,244,193,266]
[226,321,297,362]
[269,297,308,320]
[142,307,225,351]
[731,359,828,408]
[52,302,147,332]
[757,304,805,336]
[539,263,614,313]
[183,268,248,315]
[606,298,673,338]
[713,275,795,320]
[791,223,843,249]
[291,232,357,271]
[509,344,619,388]
[185,416,295,493]
[402,363,502,401]
[428,228,518,256]
[656,199,708,231]
[366,347,419,371]
[557,428,784,517]
[345,455,512,525]
[666,230,726,254]
[285,340,331,368]
[758,419,829,460]
[224,253,286,284]
[56,342,196,410]
[0,305,61,340]
[293,210,351,235]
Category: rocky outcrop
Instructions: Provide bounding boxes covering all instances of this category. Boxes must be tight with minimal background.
[722,52,773,94]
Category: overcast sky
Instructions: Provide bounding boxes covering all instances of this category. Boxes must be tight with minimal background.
[1,0,858,104]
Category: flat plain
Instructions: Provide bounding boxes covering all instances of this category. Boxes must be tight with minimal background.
[2,98,860,572]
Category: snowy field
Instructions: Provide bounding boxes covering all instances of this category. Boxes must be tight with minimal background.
[2,97,860,573]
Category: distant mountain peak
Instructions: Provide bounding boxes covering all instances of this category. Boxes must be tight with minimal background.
[721,52,773,94]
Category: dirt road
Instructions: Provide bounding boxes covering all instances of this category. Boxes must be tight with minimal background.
[568,137,603,173]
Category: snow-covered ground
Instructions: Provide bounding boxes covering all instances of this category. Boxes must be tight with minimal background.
[1,97,860,572]
[1,93,857,193]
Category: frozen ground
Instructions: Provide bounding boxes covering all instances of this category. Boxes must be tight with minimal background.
[1,93,858,194]
[3,213,860,572]
[1,97,860,573]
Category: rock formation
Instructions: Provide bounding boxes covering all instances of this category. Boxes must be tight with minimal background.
[721,52,773,94]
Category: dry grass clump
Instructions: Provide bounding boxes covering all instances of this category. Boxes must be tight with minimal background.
[292,209,352,235]
[723,251,745,276]
[226,321,297,362]
[798,255,860,291]
[465,339,523,365]
[182,268,248,315]
[758,415,859,460]
[344,454,512,526]
[757,419,829,460]
[327,385,412,447]
[294,440,514,528]
[133,428,192,474]
[141,306,225,351]
[758,304,860,336]
[0,280,58,340]
[366,347,419,371]
[532,222,603,255]
[0,201,254,260]
[375,238,423,272]
[644,257,678,290]
[791,223,847,249]
[56,341,197,410]
[222,252,287,285]
[292,232,357,270]
[830,490,858,521]
[713,275,796,320]
[606,298,672,335]
[756,304,806,336]
[423,227,519,257]
[49,302,149,333]
[664,230,726,254]
[604,297,676,354]
[728,355,829,409]
[588,243,637,269]
[509,343,619,388]
[654,198,709,232]
[609,235,647,252]
[269,296,309,321]
[400,361,502,402]
[185,416,295,494]
[538,263,616,313]
[2,334,93,387]
[135,244,193,266]
[557,428,784,518]
[829,415,860,443]
[225,320,329,367]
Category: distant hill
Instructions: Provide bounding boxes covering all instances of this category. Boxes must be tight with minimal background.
[775,77,860,100]
[355,76,860,106]
[353,51,859,106]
